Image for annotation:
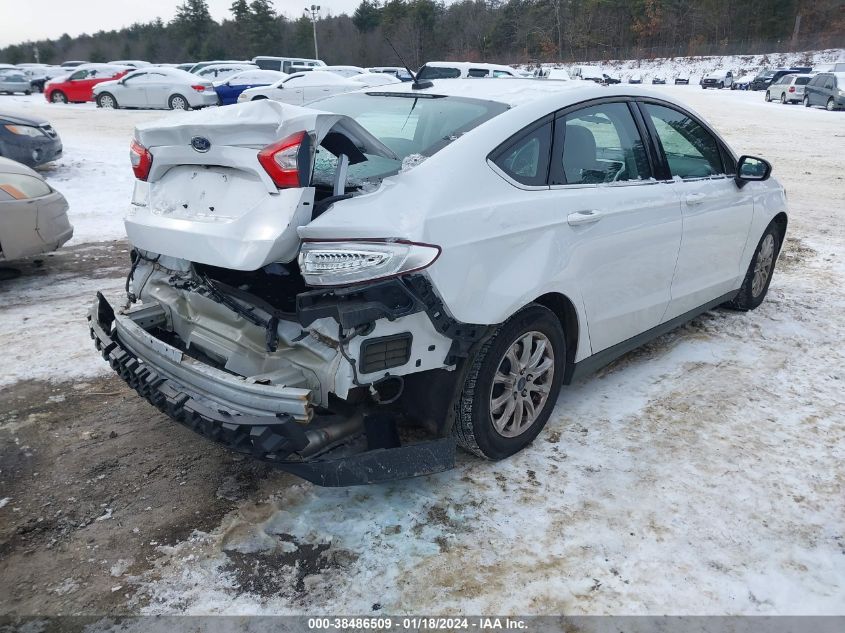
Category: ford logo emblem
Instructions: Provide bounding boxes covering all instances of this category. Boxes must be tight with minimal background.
[191,136,211,152]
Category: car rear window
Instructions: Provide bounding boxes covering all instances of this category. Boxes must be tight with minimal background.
[310,92,508,183]
[795,77,811,85]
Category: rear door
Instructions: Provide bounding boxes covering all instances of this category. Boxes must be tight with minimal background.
[638,101,753,320]
[115,72,148,107]
[544,100,682,352]
[141,71,173,107]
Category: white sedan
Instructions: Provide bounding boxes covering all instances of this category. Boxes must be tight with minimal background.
[237,71,365,105]
[0,157,72,262]
[92,80,787,485]
[92,67,217,110]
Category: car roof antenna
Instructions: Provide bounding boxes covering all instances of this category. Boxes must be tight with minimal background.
[384,37,433,90]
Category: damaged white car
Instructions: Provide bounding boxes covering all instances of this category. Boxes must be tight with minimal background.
[89,80,787,486]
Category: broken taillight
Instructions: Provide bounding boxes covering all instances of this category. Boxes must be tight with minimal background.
[129,139,153,181]
[258,131,312,189]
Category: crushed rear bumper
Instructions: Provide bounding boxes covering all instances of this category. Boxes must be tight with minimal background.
[87,293,455,486]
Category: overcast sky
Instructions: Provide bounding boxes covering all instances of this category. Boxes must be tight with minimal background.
[0,0,358,48]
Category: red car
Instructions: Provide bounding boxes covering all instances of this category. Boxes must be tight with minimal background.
[44,64,129,104]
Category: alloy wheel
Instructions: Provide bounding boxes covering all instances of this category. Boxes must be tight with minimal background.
[99,94,115,109]
[171,96,187,110]
[752,234,775,297]
[489,331,555,438]
[827,98,835,111]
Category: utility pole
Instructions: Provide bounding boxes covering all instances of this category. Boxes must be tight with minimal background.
[305,4,321,59]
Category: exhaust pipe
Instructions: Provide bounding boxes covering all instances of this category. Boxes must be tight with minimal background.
[300,414,364,457]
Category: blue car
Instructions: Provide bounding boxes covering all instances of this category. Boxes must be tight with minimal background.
[214,69,288,105]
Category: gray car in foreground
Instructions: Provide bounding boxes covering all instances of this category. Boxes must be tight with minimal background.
[0,156,73,261]
[0,111,63,167]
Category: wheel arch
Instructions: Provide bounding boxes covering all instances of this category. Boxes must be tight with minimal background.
[771,211,788,253]
[532,292,580,383]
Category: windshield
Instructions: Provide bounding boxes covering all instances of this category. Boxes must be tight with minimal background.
[309,92,508,186]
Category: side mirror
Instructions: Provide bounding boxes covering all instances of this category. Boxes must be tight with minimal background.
[735,155,772,187]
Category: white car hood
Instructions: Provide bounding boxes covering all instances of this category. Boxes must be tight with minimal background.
[135,99,397,160]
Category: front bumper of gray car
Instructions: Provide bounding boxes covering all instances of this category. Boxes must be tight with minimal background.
[87,292,456,486]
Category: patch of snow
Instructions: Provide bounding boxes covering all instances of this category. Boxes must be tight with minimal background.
[0,497,10,509]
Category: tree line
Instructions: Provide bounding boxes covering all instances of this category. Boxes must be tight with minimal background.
[1,0,842,69]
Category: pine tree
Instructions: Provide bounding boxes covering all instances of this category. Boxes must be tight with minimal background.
[172,0,215,59]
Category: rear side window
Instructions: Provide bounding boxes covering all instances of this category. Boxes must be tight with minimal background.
[795,77,810,85]
[491,121,552,186]
[551,102,650,185]
[417,66,461,80]
[643,103,724,179]
[467,68,489,78]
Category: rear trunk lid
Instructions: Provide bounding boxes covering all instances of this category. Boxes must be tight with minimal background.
[126,100,396,270]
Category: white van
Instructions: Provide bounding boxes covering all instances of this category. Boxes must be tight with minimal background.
[416,61,519,80]
[252,56,326,73]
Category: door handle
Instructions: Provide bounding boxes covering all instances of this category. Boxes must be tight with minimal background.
[567,210,603,226]
[685,193,707,206]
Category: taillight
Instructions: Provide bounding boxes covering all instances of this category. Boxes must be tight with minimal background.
[258,131,312,189]
[129,139,153,181]
[191,84,206,92]
[788,86,795,92]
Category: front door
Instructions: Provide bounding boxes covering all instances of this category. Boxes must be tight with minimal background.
[639,102,754,320]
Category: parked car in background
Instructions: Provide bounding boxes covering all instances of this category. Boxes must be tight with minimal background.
[701,70,733,88]
[187,60,248,75]
[108,60,151,68]
[533,67,571,80]
[417,62,519,79]
[214,69,288,105]
[316,65,369,78]
[765,73,813,104]
[750,68,809,91]
[572,65,604,81]
[252,56,326,73]
[45,64,130,103]
[628,73,642,84]
[345,73,401,87]
[731,73,756,90]
[237,71,365,105]
[803,72,845,110]
[93,67,216,110]
[651,76,666,84]
[0,70,31,95]
[0,156,72,261]
[23,65,66,93]
[0,111,62,166]
[367,66,413,81]
[675,73,690,85]
[195,63,258,81]
[812,62,845,73]
[97,81,786,485]
[60,61,88,68]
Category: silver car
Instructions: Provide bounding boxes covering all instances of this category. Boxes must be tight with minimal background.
[92,67,217,110]
[0,157,72,261]
[765,73,813,104]
[0,71,32,95]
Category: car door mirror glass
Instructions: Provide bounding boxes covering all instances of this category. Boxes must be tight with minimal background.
[736,155,771,182]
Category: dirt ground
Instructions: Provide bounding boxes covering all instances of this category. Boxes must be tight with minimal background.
[1,87,843,616]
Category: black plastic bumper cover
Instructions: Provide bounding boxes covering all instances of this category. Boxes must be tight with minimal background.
[87,292,455,486]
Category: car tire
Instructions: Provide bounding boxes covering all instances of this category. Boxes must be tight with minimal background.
[24,90,31,95]
[168,94,190,110]
[50,91,67,104]
[451,304,566,460]
[804,95,810,107]
[827,98,836,111]
[781,93,787,104]
[765,91,771,102]
[718,82,724,89]
[725,223,782,312]
[96,92,118,109]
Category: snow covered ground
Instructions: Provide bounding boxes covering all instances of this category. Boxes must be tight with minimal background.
[541,48,844,83]
[0,85,843,616]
